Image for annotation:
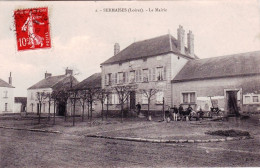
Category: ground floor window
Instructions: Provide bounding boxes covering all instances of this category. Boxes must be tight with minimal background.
[31,103,34,112]
[156,91,164,104]
[182,92,196,104]
[243,94,260,104]
[141,93,148,104]
[5,103,7,111]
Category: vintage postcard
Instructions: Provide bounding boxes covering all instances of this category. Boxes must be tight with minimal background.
[0,1,259,167]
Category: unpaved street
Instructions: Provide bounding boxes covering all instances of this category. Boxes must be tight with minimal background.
[1,128,260,167]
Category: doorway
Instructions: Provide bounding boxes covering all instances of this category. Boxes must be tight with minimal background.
[37,103,40,115]
[226,91,239,116]
[130,91,136,110]
[57,103,66,116]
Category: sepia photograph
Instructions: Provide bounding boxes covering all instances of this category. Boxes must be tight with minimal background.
[0,0,260,167]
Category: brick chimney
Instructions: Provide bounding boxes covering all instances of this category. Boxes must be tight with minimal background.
[187,30,194,57]
[65,67,73,76]
[8,72,12,85]
[177,25,185,54]
[45,71,52,79]
[114,43,120,55]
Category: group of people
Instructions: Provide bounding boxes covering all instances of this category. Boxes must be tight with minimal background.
[136,102,204,121]
[166,104,202,121]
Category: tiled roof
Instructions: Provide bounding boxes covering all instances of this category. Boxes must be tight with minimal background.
[28,75,79,90]
[15,97,27,105]
[101,34,197,65]
[0,79,14,88]
[73,73,101,90]
[172,51,260,83]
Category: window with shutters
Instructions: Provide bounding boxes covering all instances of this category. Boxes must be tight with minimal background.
[112,94,119,104]
[135,69,142,82]
[123,72,128,83]
[156,67,166,81]
[130,71,135,83]
[156,91,164,104]
[118,72,123,84]
[143,69,148,82]
[105,74,112,85]
[5,103,8,111]
[141,93,148,104]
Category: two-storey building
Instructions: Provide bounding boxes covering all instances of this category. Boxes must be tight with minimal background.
[101,26,197,113]
[27,68,78,116]
[0,73,14,113]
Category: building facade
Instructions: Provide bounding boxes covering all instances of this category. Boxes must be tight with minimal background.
[172,51,260,115]
[27,69,78,116]
[0,73,15,114]
[101,26,196,113]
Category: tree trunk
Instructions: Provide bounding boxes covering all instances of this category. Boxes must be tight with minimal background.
[106,96,109,119]
[88,101,90,119]
[82,101,85,122]
[38,102,41,124]
[73,98,76,126]
[121,101,123,123]
[53,101,56,125]
[101,100,104,121]
[48,101,51,121]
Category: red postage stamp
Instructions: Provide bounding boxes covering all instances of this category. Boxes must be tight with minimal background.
[14,7,51,51]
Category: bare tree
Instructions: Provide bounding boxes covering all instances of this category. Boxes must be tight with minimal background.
[113,84,137,122]
[35,91,48,124]
[139,88,159,120]
[78,90,87,122]
[97,89,110,121]
[85,88,99,122]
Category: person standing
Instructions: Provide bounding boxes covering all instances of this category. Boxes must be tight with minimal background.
[136,102,141,116]
[179,104,184,121]
[173,105,178,121]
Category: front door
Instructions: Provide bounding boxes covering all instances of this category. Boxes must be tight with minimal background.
[58,103,66,116]
[226,91,239,116]
[37,103,40,115]
[130,91,136,110]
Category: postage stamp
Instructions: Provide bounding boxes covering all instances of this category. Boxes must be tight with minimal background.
[14,7,51,51]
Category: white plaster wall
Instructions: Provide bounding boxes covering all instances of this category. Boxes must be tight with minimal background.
[0,87,14,113]
[27,88,53,113]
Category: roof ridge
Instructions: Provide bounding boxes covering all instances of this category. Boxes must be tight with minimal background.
[133,34,168,44]
[198,50,260,61]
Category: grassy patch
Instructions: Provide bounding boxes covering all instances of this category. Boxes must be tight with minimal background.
[205,129,250,137]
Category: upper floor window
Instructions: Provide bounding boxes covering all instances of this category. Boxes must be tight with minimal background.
[118,72,124,84]
[135,69,142,82]
[157,67,166,81]
[148,68,156,81]
[123,72,128,83]
[3,91,8,98]
[31,92,34,100]
[129,71,135,83]
[143,69,148,82]
[182,92,196,104]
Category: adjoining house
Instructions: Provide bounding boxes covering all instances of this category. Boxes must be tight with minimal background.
[14,97,27,113]
[172,51,260,116]
[0,73,15,114]
[68,73,102,117]
[101,25,197,114]
[27,68,78,116]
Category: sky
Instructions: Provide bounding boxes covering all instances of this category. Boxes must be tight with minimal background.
[0,0,259,97]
